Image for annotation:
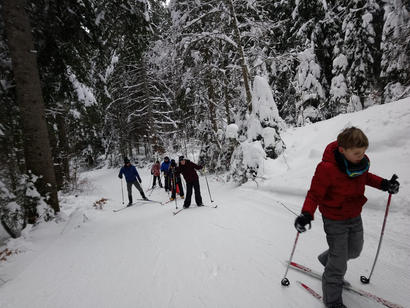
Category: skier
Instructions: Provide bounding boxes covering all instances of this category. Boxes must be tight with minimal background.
[151,160,162,188]
[118,157,148,205]
[177,156,203,208]
[160,156,171,192]
[294,127,400,308]
[169,159,184,201]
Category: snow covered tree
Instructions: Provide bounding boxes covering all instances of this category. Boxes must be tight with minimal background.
[380,0,410,102]
[287,0,329,124]
[247,76,285,159]
[228,76,285,182]
[343,0,383,107]
[294,47,326,125]
[329,48,350,116]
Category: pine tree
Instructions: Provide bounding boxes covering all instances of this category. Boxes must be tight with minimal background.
[343,0,382,107]
[294,46,326,125]
[3,0,60,219]
[380,0,410,102]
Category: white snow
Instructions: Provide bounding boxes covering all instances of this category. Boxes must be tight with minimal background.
[1,98,410,308]
[241,140,266,171]
[251,76,281,125]
[226,123,238,139]
[68,69,97,107]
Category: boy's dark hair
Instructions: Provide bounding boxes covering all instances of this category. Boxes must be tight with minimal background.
[337,127,369,149]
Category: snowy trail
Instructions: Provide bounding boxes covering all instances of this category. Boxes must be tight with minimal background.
[1,99,410,308]
[0,168,408,308]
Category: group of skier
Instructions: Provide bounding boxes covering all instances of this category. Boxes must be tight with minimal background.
[119,155,204,209]
[118,126,401,308]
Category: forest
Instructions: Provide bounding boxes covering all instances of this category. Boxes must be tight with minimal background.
[0,0,409,238]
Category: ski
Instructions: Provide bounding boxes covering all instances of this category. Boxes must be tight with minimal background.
[173,204,217,215]
[289,261,404,308]
[137,198,162,204]
[161,199,175,205]
[161,197,184,205]
[113,203,138,212]
[204,204,218,208]
[172,208,184,215]
[296,280,322,301]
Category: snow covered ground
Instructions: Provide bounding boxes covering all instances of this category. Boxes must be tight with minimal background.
[0,98,409,308]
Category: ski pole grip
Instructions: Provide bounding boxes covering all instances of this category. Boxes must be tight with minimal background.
[391,174,398,182]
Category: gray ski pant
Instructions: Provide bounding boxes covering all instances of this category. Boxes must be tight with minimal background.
[319,215,363,307]
[127,180,144,203]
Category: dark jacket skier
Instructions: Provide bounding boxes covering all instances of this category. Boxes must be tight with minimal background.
[177,156,203,208]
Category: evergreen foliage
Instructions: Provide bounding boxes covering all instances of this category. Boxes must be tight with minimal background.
[0,0,409,237]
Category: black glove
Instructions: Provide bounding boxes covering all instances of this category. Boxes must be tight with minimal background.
[118,175,122,179]
[294,212,313,233]
[139,179,142,184]
[381,174,399,194]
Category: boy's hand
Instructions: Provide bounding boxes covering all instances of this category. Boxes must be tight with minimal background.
[294,212,313,233]
[387,178,399,194]
[381,174,400,194]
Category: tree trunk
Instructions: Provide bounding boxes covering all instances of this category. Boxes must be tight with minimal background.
[225,0,252,113]
[3,0,59,214]
[204,50,218,135]
[56,112,70,185]
[223,72,231,124]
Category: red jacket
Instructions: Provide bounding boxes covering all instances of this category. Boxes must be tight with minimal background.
[151,163,160,176]
[302,141,383,220]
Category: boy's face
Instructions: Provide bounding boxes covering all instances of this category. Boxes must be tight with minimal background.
[338,146,367,164]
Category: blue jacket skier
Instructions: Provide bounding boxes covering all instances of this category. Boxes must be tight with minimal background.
[118,157,147,205]
[160,156,171,192]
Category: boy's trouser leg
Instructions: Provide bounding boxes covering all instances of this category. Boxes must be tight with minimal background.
[132,181,146,198]
[153,176,157,187]
[126,182,133,203]
[318,250,328,266]
[193,180,203,205]
[158,176,162,187]
[322,216,363,306]
[184,182,193,207]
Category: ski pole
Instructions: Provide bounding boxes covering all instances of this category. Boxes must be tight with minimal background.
[173,173,178,209]
[148,175,154,197]
[281,231,300,286]
[204,171,214,203]
[360,174,398,284]
[120,178,124,205]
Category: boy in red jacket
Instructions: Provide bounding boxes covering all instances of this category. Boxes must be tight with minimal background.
[294,127,399,308]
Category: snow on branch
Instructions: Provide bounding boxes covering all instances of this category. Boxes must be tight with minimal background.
[182,32,237,49]
[182,6,221,30]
